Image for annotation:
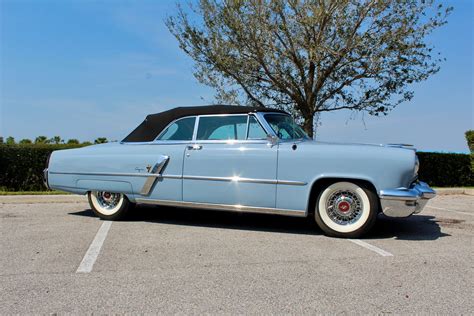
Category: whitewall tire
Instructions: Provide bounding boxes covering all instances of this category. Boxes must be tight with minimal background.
[315,182,378,238]
[88,191,132,220]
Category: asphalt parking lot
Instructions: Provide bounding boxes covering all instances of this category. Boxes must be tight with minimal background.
[1,194,473,314]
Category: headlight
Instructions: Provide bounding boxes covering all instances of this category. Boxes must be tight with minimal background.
[414,155,420,175]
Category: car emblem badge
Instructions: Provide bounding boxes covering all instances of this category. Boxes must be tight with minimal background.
[338,201,350,212]
[146,164,152,173]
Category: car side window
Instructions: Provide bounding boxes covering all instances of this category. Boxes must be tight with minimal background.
[197,115,247,140]
[247,116,267,139]
[157,117,196,141]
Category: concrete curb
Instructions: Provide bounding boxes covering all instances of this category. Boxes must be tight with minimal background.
[0,195,87,204]
[435,188,474,196]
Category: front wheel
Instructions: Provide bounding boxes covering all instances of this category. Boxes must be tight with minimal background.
[314,182,378,238]
[88,191,132,220]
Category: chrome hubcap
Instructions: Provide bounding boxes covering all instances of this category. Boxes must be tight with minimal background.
[326,190,363,225]
[96,192,121,210]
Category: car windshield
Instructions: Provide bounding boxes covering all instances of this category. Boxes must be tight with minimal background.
[264,114,309,140]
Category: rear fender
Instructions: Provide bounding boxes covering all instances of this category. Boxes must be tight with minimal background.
[76,180,133,194]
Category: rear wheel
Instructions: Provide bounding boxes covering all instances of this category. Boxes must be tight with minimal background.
[88,191,132,220]
[314,181,378,238]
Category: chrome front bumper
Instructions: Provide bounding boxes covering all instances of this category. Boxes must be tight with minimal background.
[379,182,436,218]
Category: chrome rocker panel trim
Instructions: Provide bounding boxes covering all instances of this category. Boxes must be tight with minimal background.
[135,198,307,217]
[379,181,436,218]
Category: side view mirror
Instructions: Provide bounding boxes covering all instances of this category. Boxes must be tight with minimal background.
[266,134,279,147]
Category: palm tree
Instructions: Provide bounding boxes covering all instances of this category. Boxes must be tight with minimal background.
[35,136,49,144]
[19,139,33,144]
[50,136,63,144]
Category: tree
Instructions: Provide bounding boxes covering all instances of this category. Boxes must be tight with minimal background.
[0,137,4,144]
[35,136,49,144]
[6,136,15,145]
[67,139,80,145]
[94,137,108,144]
[19,139,33,144]
[167,0,451,136]
[466,130,474,153]
[50,136,63,144]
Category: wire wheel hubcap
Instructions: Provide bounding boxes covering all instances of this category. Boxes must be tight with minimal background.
[326,190,363,225]
[96,192,121,210]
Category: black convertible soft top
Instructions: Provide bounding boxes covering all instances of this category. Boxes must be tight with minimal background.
[122,105,288,142]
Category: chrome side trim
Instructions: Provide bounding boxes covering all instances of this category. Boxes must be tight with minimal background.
[161,175,183,179]
[135,198,307,217]
[49,171,179,178]
[182,175,306,185]
[191,139,269,144]
[140,156,170,195]
[386,143,416,150]
[122,140,192,145]
[183,175,274,184]
[123,140,271,145]
[277,179,307,186]
[48,171,306,186]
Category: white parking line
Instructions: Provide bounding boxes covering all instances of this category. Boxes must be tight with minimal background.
[76,221,112,273]
[427,205,473,216]
[349,239,394,257]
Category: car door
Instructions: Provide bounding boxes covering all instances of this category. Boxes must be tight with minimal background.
[182,114,278,208]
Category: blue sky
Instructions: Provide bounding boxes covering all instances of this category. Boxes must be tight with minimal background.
[0,0,472,152]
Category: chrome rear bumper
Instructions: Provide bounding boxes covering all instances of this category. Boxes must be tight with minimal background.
[379,182,436,218]
[43,168,50,190]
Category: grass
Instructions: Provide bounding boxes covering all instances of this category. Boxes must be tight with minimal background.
[0,190,71,195]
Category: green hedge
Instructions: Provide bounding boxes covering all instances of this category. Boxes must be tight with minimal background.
[417,152,472,187]
[0,145,472,191]
[0,144,85,191]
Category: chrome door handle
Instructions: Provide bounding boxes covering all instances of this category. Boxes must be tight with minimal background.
[187,144,202,150]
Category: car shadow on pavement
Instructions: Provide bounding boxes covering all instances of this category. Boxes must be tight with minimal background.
[366,214,450,240]
[70,205,320,236]
[70,206,449,240]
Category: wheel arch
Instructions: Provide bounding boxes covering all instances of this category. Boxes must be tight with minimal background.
[306,177,379,216]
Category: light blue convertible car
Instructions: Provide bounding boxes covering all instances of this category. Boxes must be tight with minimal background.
[44,105,435,238]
